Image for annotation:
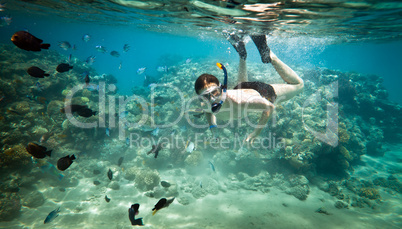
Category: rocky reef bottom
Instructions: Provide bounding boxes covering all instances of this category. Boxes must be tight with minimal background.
[0,144,400,228]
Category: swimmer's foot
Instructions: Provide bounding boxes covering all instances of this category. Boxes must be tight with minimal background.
[223,32,247,60]
[250,35,271,63]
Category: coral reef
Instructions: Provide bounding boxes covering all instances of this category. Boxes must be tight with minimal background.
[184,150,204,167]
[11,101,30,114]
[124,167,137,181]
[373,175,402,193]
[284,175,310,200]
[134,169,161,191]
[0,144,33,171]
[358,187,381,200]
[334,200,348,209]
[0,193,21,221]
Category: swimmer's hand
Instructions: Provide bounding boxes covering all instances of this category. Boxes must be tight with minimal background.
[208,125,221,143]
[209,136,220,143]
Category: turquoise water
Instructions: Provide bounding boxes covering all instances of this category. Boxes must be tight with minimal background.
[0,1,401,228]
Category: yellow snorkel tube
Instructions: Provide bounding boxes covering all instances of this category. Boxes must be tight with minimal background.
[211,63,228,113]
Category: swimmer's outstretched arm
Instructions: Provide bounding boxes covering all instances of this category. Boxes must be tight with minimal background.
[244,98,275,142]
[246,110,273,142]
[206,112,217,133]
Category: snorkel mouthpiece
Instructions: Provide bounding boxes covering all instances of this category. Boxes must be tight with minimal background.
[211,63,228,113]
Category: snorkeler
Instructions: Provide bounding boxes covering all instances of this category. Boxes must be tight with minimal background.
[195,34,304,142]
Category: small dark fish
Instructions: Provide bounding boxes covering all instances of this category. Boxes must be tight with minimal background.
[123,44,130,52]
[11,31,50,51]
[76,107,96,117]
[117,157,124,167]
[56,63,73,73]
[147,143,164,158]
[58,41,71,50]
[105,195,111,203]
[84,75,90,85]
[27,66,49,78]
[44,207,60,224]
[57,154,76,171]
[128,204,143,226]
[316,207,331,215]
[60,104,88,114]
[95,45,107,53]
[200,181,202,188]
[86,55,96,65]
[209,161,215,172]
[61,104,96,118]
[110,51,120,57]
[93,181,100,185]
[107,169,113,180]
[26,142,52,159]
[160,181,171,188]
[152,197,175,215]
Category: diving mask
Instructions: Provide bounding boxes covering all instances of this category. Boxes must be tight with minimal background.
[200,85,222,103]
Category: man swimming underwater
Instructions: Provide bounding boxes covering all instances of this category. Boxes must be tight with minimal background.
[195,34,304,142]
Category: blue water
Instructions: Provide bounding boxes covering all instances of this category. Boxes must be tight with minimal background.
[1,10,402,104]
[1,2,402,228]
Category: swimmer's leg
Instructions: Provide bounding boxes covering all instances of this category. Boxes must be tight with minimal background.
[223,32,247,60]
[223,32,248,83]
[250,34,301,85]
[238,58,248,84]
[270,51,304,103]
[250,35,271,63]
[270,51,302,85]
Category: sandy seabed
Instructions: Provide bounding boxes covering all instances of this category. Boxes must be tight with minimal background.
[2,163,400,229]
